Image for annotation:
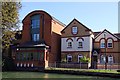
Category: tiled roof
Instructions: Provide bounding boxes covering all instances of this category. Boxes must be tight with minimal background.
[114,33,120,38]
[93,31,101,37]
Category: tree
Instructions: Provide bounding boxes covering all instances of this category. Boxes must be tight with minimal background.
[2,2,22,56]
[1,2,22,71]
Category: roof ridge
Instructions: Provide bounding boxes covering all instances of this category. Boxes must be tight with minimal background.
[52,16,66,27]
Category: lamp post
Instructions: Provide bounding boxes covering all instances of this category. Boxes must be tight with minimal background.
[104,33,107,70]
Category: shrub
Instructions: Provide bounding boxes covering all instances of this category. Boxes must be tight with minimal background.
[80,56,90,63]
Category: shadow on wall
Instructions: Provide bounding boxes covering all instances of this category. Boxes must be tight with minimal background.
[50,31,61,63]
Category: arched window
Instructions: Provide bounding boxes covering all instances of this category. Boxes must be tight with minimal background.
[78,54,83,63]
[67,54,72,63]
[66,38,73,48]
[107,39,113,48]
[31,14,40,42]
[77,38,84,48]
[100,39,105,48]
[68,42,72,48]
[108,55,113,63]
[100,55,106,63]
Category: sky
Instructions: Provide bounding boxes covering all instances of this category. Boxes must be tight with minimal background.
[19,2,118,33]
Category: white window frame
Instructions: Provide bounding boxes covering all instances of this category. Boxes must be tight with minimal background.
[67,54,72,63]
[100,55,106,63]
[108,55,113,63]
[78,54,83,63]
[72,26,78,34]
[33,34,39,41]
[107,39,113,48]
[67,41,72,48]
[100,39,105,48]
[78,39,83,48]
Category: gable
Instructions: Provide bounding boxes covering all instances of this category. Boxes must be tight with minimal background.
[61,19,92,37]
[95,29,119,42]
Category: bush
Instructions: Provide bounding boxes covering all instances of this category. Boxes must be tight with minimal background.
[80,56,90,63]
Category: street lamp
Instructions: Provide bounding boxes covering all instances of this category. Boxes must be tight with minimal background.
[104,33,107,70]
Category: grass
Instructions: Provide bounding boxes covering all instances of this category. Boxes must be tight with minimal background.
[46,67,120,74]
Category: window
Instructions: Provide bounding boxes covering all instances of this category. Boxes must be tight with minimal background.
[32,34,39,41]
[78,54,83,63]
[67,54,72,63]
[100,55,106,63]
[100,39,105,48]
[78,42,83,48]
[33,53,40,60]
[30,53,33,60]
[31,15,40,28]
[67,42,72,48]
[107,39,113,48]
[72,26,78,34]
[77,38,84,48]
[66,38,73,48]
[68,42,72,48]
[108,55,113,63]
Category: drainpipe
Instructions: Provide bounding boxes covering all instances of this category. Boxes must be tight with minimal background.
[42,14,44,40]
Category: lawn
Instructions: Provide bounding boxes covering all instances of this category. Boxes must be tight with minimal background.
[46,68,120,74]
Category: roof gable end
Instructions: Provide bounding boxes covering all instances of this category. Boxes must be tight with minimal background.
[61,18,92,33]
[95,29,120,40]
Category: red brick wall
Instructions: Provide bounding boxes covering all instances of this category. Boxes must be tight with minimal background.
[21,10,64,63]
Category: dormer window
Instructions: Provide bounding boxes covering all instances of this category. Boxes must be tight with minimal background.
[72,26,78,34]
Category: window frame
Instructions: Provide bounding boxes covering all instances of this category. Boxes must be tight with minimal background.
[31,15,40,29]
[32,34,40,42]
[78,41,83,48]
[67,42,72,48]
[108,55,113,63]
[100,39,105,48]
[67,54,72,63]
[100,55,106,63]
[72,26,78,35]
[78,54,83,63]
[107,39,113,48]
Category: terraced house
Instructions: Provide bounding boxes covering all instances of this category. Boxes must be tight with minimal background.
[61,19,94,68]
[12,10,120,70]
[92,29,120,69]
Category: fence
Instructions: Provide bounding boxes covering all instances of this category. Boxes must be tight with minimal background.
[48,62,90,69]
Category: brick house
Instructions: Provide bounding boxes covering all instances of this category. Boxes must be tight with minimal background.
[12,10,120,70]
[61,19,94,68]
[12,10,65,70]
[92,29,120,69]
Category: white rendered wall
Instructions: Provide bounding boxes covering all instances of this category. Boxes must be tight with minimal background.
[61,36,93,52]
[95,31,118,42]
